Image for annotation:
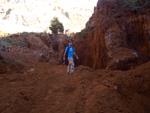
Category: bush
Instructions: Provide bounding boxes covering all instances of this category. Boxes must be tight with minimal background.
[0,52,21,65]
[145,1,150,6]
[0,37,12,48]
[49,17,64,34]
[118,0,144,8]
[0,37,26,49]
[12,39,26,47]
[115,0,147,15]
[132,6,145,12]
[79,27,92,38]
[20,32,30,36]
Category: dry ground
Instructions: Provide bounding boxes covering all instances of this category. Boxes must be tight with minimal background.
[0,54,150,113]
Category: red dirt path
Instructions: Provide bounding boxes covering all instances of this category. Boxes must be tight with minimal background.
[0,55,150,113]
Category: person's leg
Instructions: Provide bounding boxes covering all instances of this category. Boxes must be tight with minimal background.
[70,58,74,74]
[67,57,71,74]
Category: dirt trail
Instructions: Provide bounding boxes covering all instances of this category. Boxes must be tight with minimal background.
[0,55,150,113]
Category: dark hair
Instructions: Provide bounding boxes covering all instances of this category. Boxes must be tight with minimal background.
[69,40,73,43]
[148,35,150,40]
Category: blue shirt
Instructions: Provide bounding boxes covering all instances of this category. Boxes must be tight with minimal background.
[66,46,75,58]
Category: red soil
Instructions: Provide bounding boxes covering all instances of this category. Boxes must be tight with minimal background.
[0,54,150,113]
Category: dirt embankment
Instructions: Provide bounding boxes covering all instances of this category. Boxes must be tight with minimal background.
[0,53,150,113]
[0,33,69,64]
[73,0,150,70]
[0,0,150,112]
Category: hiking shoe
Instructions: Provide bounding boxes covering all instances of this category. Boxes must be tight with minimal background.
[71,73,75,75]
[67,72,70,75]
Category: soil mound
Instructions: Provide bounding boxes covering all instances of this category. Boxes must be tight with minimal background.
[0,54,150,113]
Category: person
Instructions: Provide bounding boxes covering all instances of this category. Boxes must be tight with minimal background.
[63,40,79,75]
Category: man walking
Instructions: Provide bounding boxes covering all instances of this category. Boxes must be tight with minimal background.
[63,40,79,75]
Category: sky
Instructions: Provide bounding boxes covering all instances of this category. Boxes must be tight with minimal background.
[2,0,98,7]
[56,0,98,8]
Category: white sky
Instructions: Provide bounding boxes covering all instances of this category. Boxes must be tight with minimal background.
[2,0,98,7]
[56,0,98,8]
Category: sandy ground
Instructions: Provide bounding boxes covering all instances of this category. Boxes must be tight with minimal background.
[0,54,150,113]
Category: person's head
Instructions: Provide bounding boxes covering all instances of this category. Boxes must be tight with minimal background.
[148,35,150,40]
[69,40,73,46]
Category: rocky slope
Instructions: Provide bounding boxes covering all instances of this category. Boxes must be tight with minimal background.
[0,33,69,64]
[73,0,150,70]
[0,0,96,34]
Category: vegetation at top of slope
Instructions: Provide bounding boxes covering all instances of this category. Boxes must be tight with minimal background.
[79,27,92,38]
[112,0,150,17]
[0,51,22,66]
[0,36,26,49]
[49,17,64,34]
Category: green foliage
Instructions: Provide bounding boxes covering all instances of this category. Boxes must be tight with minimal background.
[0,52,21,65]
[132,6,145,12]
[49,17,64,34]
[145,1,150,6]
[12,39,26,47]
[79,27,92,38]
[0,37,26,49]
[114,0,148,15]
[118,0,144,8]
[0,37,12,48]
[20,32,30,36]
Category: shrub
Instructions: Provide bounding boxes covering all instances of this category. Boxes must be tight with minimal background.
[49,17,64,34]
[79,27,92,38]
[145,1,150,6]
[118,0,144,8]
[116,0,147,14]
[0,37,26,49]
[132,6,145,12]
[20,32,30,36]
[0,37,12,48]
[12,39,26,47]
[0,52,21,65]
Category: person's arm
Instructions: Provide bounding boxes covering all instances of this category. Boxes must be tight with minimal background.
[73,51,79,59]
[63,50,67,60]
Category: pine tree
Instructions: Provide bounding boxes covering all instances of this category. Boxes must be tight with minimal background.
[49,17,64,34]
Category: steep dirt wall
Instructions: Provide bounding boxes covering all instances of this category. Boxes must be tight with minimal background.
[73,28,109,69]
[73,0,150,70]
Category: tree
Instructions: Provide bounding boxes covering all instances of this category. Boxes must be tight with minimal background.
[49,17,64,34]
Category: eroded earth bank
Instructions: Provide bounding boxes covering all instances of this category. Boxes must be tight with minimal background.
[0,0,150,113]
